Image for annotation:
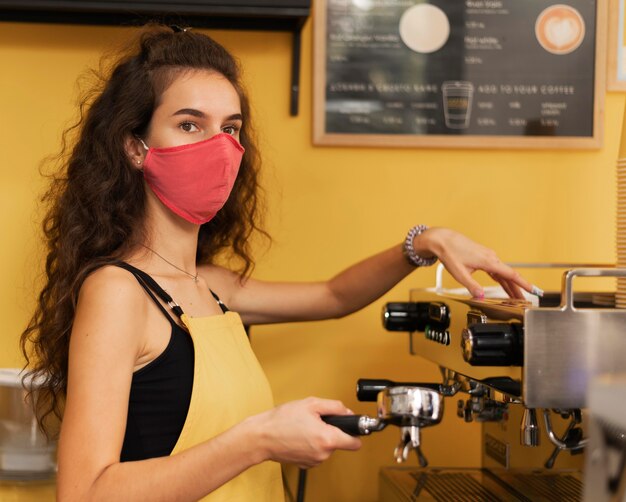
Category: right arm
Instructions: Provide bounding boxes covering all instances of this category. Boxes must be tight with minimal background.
[57,267,361,502]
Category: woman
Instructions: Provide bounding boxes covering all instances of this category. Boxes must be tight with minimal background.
[21,26,534,501]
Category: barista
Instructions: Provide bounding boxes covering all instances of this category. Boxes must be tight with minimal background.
[21,26,535,501]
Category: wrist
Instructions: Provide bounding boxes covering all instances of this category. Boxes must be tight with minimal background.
[403,225,438,267]
[238,413,272,465]
[412,230,436,259]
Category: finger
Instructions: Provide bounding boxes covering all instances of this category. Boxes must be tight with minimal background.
[441,259,484,298]
[495,276,515,298]
[339,436,362,451]
[507,281,525,299]
[306,397,352,416]
[499,272,525,300]
[498,278,523,299]
[327,429,362,451]
[506,272,535,295]
[485,262,534,293]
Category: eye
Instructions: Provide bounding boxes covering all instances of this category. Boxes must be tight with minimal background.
[222,124,240,136]
[179,121,200,133]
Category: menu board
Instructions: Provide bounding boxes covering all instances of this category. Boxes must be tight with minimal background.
[608,0,626,91]
[313,0,606,148]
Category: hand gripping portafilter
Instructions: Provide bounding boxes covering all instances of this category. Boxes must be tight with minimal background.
[322,379,444,465]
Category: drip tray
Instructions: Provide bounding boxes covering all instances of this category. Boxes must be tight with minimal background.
[379,467,583,501]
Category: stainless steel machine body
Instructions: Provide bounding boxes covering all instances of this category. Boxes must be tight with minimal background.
[378,266,626,501]
[404,268,626,409]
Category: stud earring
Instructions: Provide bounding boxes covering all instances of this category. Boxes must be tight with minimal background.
[136,159,141,165]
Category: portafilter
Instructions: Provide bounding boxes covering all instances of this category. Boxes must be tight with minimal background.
[322,379,444,465]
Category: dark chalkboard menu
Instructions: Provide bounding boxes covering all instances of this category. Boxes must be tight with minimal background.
[313,0,606,148]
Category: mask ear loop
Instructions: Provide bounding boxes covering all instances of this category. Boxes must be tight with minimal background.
[137,138,150,151]
[133,137,149,171]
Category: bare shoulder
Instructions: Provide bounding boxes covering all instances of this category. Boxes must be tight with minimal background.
[78,264,149,309]
[80,264,141,295]
[73,265,147,344]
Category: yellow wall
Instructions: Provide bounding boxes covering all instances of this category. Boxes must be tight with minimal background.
[0,18,621,502]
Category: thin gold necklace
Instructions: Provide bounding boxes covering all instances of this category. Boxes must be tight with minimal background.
[140,244,199,283]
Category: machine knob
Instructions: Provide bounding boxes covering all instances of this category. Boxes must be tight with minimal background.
[461,322,524,366]
[382,302,430,332]
[382,302,449,332]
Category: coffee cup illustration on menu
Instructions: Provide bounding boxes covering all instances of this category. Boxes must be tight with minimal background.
[535,4,585,55]
[442,81,474,129]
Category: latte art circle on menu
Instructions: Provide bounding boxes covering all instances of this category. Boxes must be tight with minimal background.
[535,4,585,55]
[399,4,450,54]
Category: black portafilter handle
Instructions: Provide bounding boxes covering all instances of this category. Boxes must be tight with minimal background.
[356,378,444,402]
[320,415,368,436]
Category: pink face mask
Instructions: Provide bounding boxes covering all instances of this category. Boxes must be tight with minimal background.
[140,133,244,225]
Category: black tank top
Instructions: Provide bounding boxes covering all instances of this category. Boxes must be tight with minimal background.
[114,262,228,462]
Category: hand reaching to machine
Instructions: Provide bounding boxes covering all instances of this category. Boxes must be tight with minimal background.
[413,227,537,299]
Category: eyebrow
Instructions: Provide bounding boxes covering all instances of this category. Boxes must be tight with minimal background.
[172,108,243,121]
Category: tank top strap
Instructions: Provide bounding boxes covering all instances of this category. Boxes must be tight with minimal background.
[209,289,229,313]
[113,262,185,319]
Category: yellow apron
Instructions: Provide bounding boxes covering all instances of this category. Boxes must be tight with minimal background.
[170,312,284,501]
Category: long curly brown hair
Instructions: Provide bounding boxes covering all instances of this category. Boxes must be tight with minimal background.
[20,26,268,436]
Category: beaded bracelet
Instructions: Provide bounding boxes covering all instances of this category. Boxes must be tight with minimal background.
[403,225,438,267]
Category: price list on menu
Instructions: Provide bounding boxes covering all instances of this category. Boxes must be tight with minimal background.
[321,0,597,140]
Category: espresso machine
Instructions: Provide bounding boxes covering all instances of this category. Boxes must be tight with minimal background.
[326,265,626,500]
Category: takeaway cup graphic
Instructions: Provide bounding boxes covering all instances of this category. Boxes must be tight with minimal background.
[442,81,474,129]
[535,4,585,55]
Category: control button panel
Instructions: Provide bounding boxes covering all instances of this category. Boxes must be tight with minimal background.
[425,326,450,346]
[382,301,451,347]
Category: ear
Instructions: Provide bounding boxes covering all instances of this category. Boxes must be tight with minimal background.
[124,135,147,170]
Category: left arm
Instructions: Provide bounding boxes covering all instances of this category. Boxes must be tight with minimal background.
[202,227,534,325]
[206,243,415,325]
